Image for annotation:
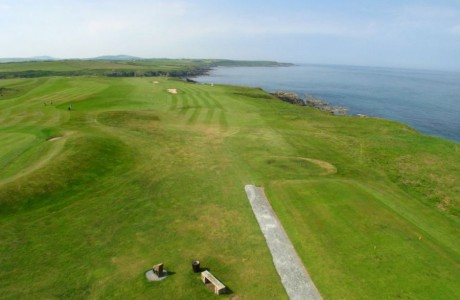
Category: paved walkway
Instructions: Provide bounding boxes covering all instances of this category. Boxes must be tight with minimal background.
[245,185,322,300]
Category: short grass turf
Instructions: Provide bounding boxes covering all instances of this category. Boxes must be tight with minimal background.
[0,76,459,299]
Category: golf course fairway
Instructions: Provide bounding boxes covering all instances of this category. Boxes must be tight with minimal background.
[0,76,459,299]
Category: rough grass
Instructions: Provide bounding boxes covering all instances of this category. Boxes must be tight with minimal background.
[0,76,458,299]
[0,59,289,78]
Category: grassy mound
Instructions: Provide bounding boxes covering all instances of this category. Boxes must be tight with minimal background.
[0,76,458,299]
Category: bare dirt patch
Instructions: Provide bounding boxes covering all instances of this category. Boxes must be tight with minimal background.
[298,157,337,175]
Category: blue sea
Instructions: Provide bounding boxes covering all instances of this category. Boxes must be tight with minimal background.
[193,64,460,142]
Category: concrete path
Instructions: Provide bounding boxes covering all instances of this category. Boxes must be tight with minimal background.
[245,185,322,300]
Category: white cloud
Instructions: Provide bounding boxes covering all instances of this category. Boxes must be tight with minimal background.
[398,5,458,20]
[157,11,378,40]
[86,20,130,35]
[1,0,460,69]
[0,1,382,58]
[393,4,460,31]
[451,25,460,34]
[0,4,9,11]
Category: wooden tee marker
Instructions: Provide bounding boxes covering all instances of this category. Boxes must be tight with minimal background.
[153,263,164,277]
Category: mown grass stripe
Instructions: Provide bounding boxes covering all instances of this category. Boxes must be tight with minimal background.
[187,107,201,125]
[204,108,215,124]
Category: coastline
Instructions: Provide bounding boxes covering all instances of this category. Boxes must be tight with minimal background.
[192,65,460,143]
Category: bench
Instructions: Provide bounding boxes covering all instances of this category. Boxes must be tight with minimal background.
[152,263,164,277]
[201,270,226,294]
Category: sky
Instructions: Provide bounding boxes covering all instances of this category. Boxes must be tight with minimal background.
[1,0,460,70]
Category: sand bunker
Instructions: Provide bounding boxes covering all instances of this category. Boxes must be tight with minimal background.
[153,81,159,84]
[47,136,62,142]
[167,88,177,94]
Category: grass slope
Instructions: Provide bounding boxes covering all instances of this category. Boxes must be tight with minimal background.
[0,59,291,79]
[0,77,458,299]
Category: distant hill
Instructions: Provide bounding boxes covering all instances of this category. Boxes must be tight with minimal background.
[0,56,56,63]
[91,55,142,61]
[0,55,143,63]
[0,58,293,79]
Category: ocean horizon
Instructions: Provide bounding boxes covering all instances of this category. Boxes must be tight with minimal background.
[193,64,460,143]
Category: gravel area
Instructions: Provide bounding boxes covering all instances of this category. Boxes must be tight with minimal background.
[245,185,322,300]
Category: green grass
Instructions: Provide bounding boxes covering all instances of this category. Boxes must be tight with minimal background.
[0,76,458,299]
[0,59,291,79]
[267,180,459,299]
